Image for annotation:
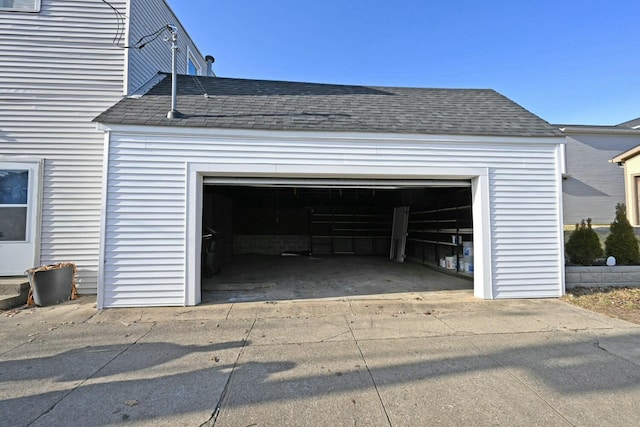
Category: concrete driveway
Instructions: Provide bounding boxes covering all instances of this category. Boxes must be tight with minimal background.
[1,291,639,426]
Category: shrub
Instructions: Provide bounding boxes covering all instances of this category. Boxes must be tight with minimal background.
[565,218,603,265]
[605,203,640,265]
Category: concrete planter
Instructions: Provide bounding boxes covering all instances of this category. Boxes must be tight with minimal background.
[565,265,640,288]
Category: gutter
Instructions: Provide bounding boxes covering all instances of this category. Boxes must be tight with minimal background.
[558,125,640,136]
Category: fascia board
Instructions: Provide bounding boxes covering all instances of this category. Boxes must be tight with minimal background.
[560,126,640,136]
[94,124,565,146]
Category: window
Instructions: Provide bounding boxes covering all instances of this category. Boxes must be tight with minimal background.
[0,170,29,241]
[188,58,198,76]
[0,0,41,12]
[187,49,202,76]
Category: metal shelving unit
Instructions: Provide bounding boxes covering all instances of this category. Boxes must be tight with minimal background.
[406,204,472,271]
[310,210,392,255]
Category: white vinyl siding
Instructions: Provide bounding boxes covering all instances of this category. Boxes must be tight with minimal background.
[127,0,207,93]
[0,0,128,291]
[490,168,563,298]
[0,0,205,292]
[102,128,564,307]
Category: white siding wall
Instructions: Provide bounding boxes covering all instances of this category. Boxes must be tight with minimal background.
[127,0,207,93]
[0,0,205,292]
[490,168,563,298]
[0,0,128,291]
[102,129,564,307]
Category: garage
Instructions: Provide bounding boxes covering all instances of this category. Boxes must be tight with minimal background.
[200,179,474,302]
[95,74,566,308]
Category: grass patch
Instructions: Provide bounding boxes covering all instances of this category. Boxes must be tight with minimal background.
[562,287,640,324]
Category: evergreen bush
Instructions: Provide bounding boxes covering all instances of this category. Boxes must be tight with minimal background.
[604,203,640,265]
[565,218,603,265]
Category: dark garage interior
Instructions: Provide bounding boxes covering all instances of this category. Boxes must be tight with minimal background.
[201,181,474,302]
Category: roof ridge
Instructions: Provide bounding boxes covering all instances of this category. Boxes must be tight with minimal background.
[171,73,496,92]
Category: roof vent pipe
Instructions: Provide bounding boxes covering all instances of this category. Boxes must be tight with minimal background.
[205,55,216,77]
[166,24,182,119]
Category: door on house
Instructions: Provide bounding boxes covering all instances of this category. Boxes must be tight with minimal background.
[0,162,41,276]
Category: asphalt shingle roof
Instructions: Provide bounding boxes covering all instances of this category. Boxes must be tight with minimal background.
[94,74,560,137]
[617,117,640,128]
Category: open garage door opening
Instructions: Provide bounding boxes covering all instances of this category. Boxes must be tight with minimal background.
[200,179,474,303]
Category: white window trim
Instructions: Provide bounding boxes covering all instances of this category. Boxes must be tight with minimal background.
[0,0,41,12]
[186,47,202,76]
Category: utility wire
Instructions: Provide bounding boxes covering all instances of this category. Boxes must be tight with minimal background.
[191,75,209,98]
[101,0,126,46]
[101,0,171,50]
[127,25,170,49]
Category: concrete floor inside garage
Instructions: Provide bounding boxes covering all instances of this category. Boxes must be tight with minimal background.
[201,255,473,303]
[201,183,474,304]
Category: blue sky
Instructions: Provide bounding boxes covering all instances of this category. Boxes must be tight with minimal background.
[168,0,639,125]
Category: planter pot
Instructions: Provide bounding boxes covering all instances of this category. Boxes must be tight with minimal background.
[25,263,76,307]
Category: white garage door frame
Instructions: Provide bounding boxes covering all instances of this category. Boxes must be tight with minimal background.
[185,162,491,306]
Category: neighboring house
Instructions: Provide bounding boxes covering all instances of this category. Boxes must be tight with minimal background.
[611,142,640,226]
[0,0,210,292]
[560,119,640,226]
[94,75,566,308]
